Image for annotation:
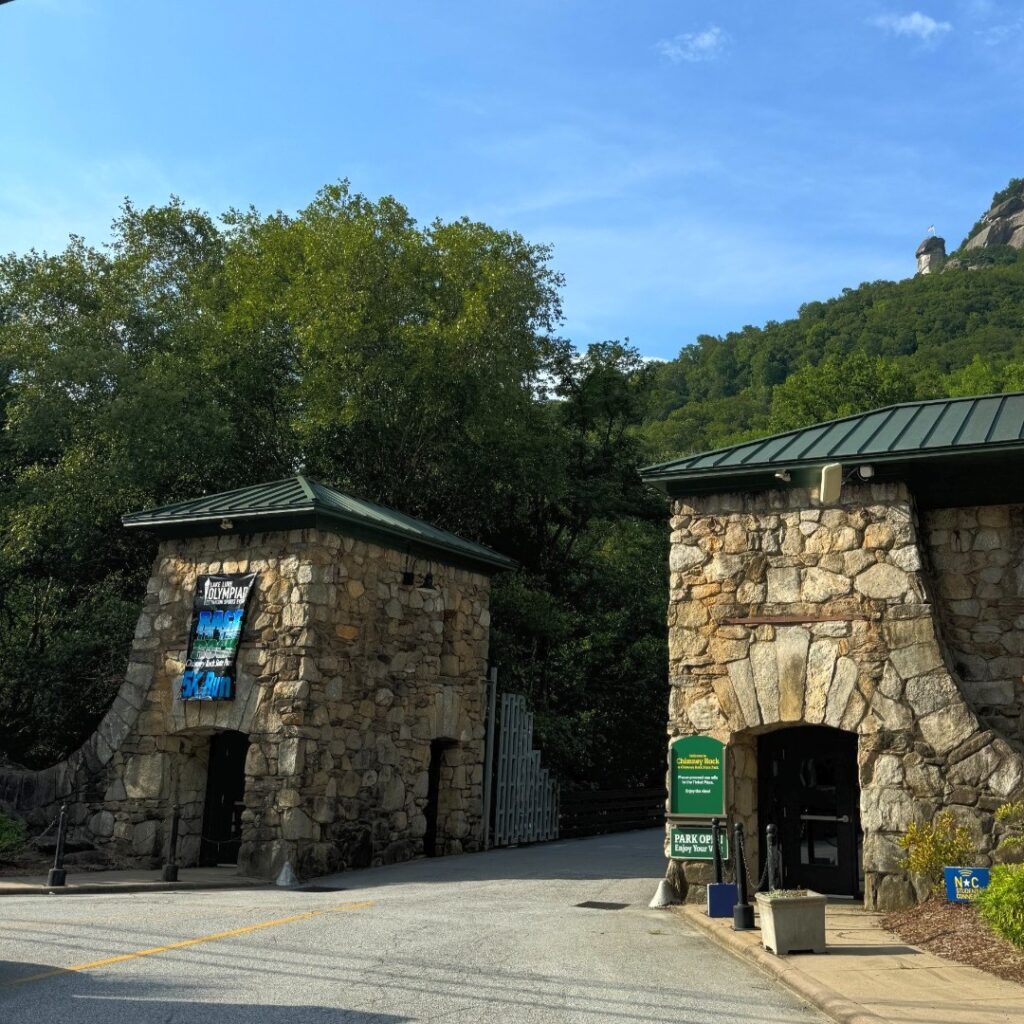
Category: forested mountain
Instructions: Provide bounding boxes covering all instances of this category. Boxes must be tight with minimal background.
[641,226,1024,461]
[4,179,1024,791]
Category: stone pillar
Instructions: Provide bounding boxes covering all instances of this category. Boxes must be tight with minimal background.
[665,483,1024,909]
[916,235,946,275]
[0,527,494,879]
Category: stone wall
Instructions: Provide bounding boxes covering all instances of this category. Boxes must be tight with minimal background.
[665,482,1024,910]
[923,505,1024,751]
[0,527,492,878]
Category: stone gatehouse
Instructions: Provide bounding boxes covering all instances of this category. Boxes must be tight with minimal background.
[641,393,1024,910]
[0,475,512,878]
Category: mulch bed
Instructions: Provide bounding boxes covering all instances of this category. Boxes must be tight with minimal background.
[883,899,1024,986]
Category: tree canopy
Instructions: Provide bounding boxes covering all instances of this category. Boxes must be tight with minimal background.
[6,178,1024,790]
[0,185,665,787]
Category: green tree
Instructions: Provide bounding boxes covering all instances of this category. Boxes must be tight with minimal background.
[0,185,669,789]
[219,183,564,541]
[0,200,259,764]
[768,352,918,433]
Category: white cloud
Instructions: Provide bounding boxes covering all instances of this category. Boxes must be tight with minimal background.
[976,18,1023,45]
[870,11,953,40]
[656,25,728,64]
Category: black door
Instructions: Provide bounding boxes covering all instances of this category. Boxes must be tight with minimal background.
[758,726,861,897]
[200,731,249,866]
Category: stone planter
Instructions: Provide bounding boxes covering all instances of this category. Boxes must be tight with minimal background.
[754,890,827,955]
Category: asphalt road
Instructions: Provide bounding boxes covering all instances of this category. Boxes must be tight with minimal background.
[0,830,826,1023]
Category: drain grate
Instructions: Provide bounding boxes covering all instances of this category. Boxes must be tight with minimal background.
[575,901,628,910]
[295,885,347,893]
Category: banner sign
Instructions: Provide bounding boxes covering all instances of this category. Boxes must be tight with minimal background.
[944,866,990,903]
[670,826,729,861]
[669,735,726,817]
[180,573,258,700]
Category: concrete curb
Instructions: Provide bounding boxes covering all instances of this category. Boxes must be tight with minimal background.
[677,906,891,1024]
[0,879,269,897]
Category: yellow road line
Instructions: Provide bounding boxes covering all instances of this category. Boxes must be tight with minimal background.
[2,900,374,989]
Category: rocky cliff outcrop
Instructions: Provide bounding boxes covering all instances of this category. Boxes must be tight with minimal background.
[916,235,946,274]
[964,195,1024,251]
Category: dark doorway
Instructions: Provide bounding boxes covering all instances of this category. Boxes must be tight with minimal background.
[758,726,861,898]
[423,739,456,857]
[200,730,249,866]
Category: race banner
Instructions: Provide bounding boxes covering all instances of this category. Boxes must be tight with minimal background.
[179,573,258,700]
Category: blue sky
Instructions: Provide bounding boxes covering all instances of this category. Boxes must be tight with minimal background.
[3,1,1023,359]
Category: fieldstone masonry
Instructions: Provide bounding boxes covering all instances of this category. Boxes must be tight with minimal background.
[664,482,1024,910]
[0,527,492,878]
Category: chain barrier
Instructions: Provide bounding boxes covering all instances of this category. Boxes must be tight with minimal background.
[31,810,62,842]
[738,831,784,893]
[22,788,85,844]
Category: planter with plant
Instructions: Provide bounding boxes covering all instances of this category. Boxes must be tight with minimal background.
[754,889,827,955]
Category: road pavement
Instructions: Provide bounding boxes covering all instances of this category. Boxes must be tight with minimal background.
[0,829,826,1023]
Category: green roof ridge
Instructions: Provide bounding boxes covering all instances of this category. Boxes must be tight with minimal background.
[123,475,515,573]
[295,473,317,501]
[640,391,1024,496]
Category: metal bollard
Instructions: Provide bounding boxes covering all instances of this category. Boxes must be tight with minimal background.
[732,821,755,930]
[46,803,68,887]
[161,805,180,882]
[766,823,778,892]
[711,817,723,885]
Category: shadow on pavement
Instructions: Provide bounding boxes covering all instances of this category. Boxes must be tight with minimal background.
[0,963,412,1022]
[316,829,667,891]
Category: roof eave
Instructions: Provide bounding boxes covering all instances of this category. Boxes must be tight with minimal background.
[642,438,1024,490]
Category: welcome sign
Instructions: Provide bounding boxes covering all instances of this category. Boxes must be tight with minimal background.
[669,735,726,817]
[180,573,258,700]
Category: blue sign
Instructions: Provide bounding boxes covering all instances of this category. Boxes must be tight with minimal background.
[180,573,258,701]
[944,866,990,903]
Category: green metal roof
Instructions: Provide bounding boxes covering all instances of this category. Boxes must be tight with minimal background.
[641,392,1024,504]
[123,475,516,573]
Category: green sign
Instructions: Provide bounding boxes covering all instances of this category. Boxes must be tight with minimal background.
[670,826,729,861]
[669,735,726,817]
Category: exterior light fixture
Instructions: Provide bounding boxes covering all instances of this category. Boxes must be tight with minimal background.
[220,519,233,530]
[401,551,415,586]
[774,471,791,482]
[820,463,843,504]
[858,464,875,479]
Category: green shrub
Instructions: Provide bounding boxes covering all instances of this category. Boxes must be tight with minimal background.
[977,864,1024,949]
[898,811,977,897]
[0,813,27,858]
[994,801,1024,860]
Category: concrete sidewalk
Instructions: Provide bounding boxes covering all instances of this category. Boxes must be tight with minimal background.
[0,866,267,896]
[678,902,1024,1024]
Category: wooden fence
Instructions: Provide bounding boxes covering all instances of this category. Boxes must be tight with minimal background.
[558,787,666,839]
